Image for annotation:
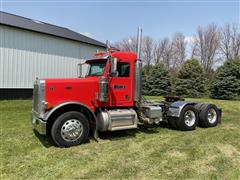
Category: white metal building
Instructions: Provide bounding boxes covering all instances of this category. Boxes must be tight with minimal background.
[0,12,106,99]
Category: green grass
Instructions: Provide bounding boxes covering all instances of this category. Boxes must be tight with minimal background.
[1,97,240,179]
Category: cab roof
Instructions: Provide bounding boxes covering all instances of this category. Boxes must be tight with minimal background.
[111,51,137,61]
[92,51,137,61]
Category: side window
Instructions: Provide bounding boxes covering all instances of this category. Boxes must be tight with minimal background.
[117,62,130,77]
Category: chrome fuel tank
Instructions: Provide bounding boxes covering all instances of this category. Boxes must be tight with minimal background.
[97,109,138,131]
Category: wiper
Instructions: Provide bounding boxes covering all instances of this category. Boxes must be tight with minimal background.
[86,74,98,77]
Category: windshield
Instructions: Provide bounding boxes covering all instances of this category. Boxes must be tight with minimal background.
[87,61,107,76]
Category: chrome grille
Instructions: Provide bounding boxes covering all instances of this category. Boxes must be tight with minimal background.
[33,82,39,112]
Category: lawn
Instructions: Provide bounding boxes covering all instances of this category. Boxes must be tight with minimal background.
[0,97,240,179]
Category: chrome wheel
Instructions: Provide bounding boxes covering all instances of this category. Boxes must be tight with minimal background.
[184,110,196,127]
[207,108,217,124]
[61,119,83,142]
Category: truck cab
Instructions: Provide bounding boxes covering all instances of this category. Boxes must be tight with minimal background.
[32,28,221,147]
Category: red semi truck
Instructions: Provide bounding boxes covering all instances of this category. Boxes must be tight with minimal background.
[32,28,221,147]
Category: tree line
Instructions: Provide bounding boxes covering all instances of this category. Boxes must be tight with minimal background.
[115,23,240,99]
[141,57,240,100]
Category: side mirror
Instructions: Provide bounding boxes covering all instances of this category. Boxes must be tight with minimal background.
[110,57,118,77]
[78,62,89,78]
[77,63,82,78]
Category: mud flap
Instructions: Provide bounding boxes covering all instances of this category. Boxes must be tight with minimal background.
[93,127,99,142]
[218,108,222,124]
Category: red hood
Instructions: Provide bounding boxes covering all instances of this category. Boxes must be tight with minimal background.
[45,76,98,84]
[44,76,99,111]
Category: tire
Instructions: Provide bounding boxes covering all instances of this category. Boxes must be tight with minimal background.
[194,103,205,111]
[168,118,178,129]
[198,104,220,127]
[51,111,89,147]
[176,105,199,131]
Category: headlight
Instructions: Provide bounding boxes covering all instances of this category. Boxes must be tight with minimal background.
[41,101,48,112]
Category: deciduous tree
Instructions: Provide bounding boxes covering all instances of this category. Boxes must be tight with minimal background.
[172,33,186,70]
[142,36,155,72]
[220,24,240,60]
[192,24,220,77]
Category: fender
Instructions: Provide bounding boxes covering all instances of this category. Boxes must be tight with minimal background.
[43,101,99,140]
[167,101,196,117]
[43,101,97,122]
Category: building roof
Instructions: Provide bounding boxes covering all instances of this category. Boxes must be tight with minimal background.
[0,11,106,48]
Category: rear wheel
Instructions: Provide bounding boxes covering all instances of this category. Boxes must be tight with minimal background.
[198,104,220,127]
[51,111,89,147]
[176,105,199,131]
[168,118,178,129]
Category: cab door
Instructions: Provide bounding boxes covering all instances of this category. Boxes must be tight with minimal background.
[109,61,134,106]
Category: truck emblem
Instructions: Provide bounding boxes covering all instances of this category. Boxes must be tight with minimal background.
[113,85,125,90]
[50,86,54,91]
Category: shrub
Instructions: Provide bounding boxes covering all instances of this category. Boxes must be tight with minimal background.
[142,66,151,95]
[143,64,172,96]
[175,59,206,97]
[211,57,240,99]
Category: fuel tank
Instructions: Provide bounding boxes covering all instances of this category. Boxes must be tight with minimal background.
[97,108,138,131]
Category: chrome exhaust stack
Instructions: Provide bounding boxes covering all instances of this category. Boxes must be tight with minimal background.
[136,27,142,60]
[106,40,111,51]
[134,27,143,107]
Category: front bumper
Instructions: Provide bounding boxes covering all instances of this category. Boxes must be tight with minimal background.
[32,112,47,135]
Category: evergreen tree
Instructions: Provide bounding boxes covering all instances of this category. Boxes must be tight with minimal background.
[175,59,206,97]
[211,57,240,99]
[146,64,172,96]
[142,66,151,95]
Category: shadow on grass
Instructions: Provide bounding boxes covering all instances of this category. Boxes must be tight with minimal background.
[34,130,91,148]
[33,122,171,146]
[98,122,170,141]
[33,130,55,148]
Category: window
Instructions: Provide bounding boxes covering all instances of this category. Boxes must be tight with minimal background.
[117,62,130,77]
[87,61,107,76]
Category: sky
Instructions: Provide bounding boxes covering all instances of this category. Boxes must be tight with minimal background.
[0,0,239,44]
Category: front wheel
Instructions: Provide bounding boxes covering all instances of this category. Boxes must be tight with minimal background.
[51,111,89,147]
[176,105,199,131]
